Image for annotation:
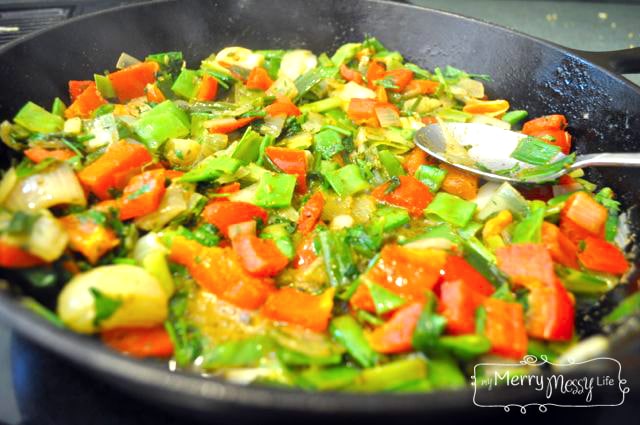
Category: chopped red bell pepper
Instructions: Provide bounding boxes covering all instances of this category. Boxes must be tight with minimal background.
[60,214,119,264]
[196,74,218,101]
[108,61,160,102]
[293,232,318,269]
[101,325,174,358]
[496,243,556,287]
[339,64,363,84]
[65,82,107,119]
[246,66,274,91]
[202,200,268,238]
[522,114,567,134]
[261,287,335,332]
[24,147,77,164]
[118,169,167,220]
[402,147,434,175]
[68,80,92,102]
[349,282,377,312]
[438,279,487,335]
[527,129,572,155]
[77,140,152,200]
[264,146,307,192]
[483,298,528,359]
[560,191,607,237]
[297,192,324,234]
[265,95,301,117]
[371,175,433,217]
[347,98,378,122]
[0,239,45,268]
[525,279,574,341]
[145,82,166,103]
[207,116,257,134]
[169,236,275,310]
[382,68,414,92]
[578,237,629,275]
[441,256,495,297]
[541,222,579,268]
[366,60,386,90]
[366,302,423,354]
[211,182,241,202]
[404,79,439,95]
[231,233,289,277]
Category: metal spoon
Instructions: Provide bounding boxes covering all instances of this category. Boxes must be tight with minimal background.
[415,123,640,183]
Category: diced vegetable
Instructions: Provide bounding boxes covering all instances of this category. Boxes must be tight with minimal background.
[367,302,423,354]
[133,100,190,151]
[254,173,297,208]
[61,213,119,264]
[425,192,476,228]
[202,201,268,237]
[325,164,370,197]
[330,315,377,367]
[372,175,433,217]
[578,237,629,275]
[232,233,289,277]
[108,61,160,102]
[119,169,167,220]
[262,287,334,332]
[483,298,528,359]
[14,102,64,133]
[102,326,173,358]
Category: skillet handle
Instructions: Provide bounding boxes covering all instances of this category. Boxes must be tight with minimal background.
[570,47,640,74]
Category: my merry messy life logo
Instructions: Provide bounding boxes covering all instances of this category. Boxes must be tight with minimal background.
[471,355,630,413]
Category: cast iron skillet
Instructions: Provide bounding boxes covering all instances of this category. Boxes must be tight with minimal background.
[0,0,639,420]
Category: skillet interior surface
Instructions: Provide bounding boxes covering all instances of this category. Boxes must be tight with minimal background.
[0,0,639,417]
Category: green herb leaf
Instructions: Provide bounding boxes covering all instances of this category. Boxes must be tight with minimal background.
[90,288,122,327]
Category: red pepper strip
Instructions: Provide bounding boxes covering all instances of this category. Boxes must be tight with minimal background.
[339,64,363,84]
[264,146,307,192]
[196,74,218,101]
[541,222,579,268]
[265,95,301,117]
[578,237,629,275]
[68,80,92,102]
[382,68,414,92]
[438,279,487,335]
[231,233,289,277]
[371,175,433,217]
[246,66,273,91]
[366,302,423,354]
[297,192,324,234]
[261,287,335,332]
[404,79,439,95]
[496,243,556,287]
[118,169,167,220]
[77,140,152,200]
[524,278,574,341]
[483,298,528,359]
[202,200,268,238]
[366,60,386,90]
[0,239,45,268]
[101,326,173,358]
[560,191,608,237]
[65,82,107,119]
[108,61,160,102]
[522,114,567,134]
[169,236,275,310]
[145,82,166,103]
[60,214,119,264]
[207,116,257,134]
[293,232,317,269]
[441,256,495,297]
[402,147,434,175]
[24,147,76,164]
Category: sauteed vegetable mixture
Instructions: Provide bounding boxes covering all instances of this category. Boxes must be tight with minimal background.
[0,38,635,391]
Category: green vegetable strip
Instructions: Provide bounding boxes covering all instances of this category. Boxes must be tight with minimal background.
[254,173,297,208]
[324,164,370,197]
[366,281,406,314]
[412,293,447,352]
[415,164,447,191]
[232,128,263,164]
[330,43,360,66]
[378,150,405,177]
[602,292,640,325]
[179,156,242,182]
[51,97,67,118]
[436,334,491,360]
[330,315,377,368]
[14,101,64,133]
[20,297,65,328]
[261,224,294,258]
[425,193,477,228]
[171,68,201,99]
[294,67,338,98]
[501,110,528,126]
[94,74,116,99]
[426,356,467,390]
[374,207,410,232]
[314,128,344,159]
[461,237,508,287]
[511,136,561,165]
[201,336,272,369]
[317,228,356,287]
[595,187,620,242]
[133,100,190,151]
[297,367,360,391]
[299,98,342,114]
[556,266,617,295]
[517,153,576,183]
[511,200,546,243]
[347,357,428,392]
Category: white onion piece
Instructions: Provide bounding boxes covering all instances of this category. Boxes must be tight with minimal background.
[115,52,142,69]
[278,50,317,81]
[133,233,174,296]
[228,220,257,239]
[4,163,86,211]
[472,182,501,212]
[334,81,376,109]
[261,114,286,137]
[215,47,264,70]
[375,105,401,128]
[0,167,17,205]
[301,111,325,133]
[135,184,190,231]
[403,237,455,251]
[330,214,354,231]
[228,183,258,204]
[27,212,68,262]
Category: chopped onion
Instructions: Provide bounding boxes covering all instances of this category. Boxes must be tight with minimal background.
[473,182,501,212]
[476,182,529,221]
[260,114,286,137]
[330,214,354,231]
[115,52,142,69]
[301,111,325,133]
[375,105,401,128]
[135,184,190,231]
[215,47,264,70]
[133,233,174,297]
[554,336,608,367]
[334,81,375,109]
[403,237,455,251]
[0,167,17,205]
[228,183,258,203]
[280,133,313,150]
[266,76,298,99]
[4,163,86,211]
[278,49,317,81]
[228,220,257,239]
[27,212,68,262]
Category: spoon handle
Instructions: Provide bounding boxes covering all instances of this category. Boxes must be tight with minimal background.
[571,153,640,170]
